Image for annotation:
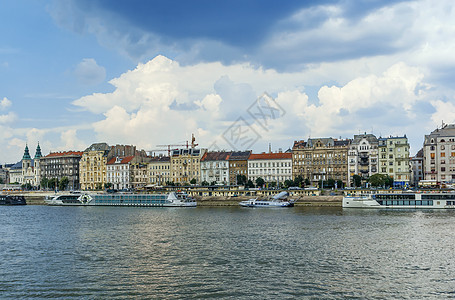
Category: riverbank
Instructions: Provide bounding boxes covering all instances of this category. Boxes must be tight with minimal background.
[20,194,342,207]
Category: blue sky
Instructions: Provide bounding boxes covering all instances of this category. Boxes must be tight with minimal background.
[1,0,455,163]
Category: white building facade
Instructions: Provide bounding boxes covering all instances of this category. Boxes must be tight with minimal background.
[106,156,133,190]
[248,152,292,184]
[201,152,231,185]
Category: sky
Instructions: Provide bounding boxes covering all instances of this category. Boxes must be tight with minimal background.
[2,0,455,163]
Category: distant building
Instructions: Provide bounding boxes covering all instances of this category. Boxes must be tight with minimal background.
[201,151,231,185]
[423,124,455,184]
[17,144,42,187]
[79,143,111,190]
[248,152,292,185]
[147,156,171,186]
[0,165,7,184]
[378,135,411,187]
[40,150,83,190]
[228,151,251,185]
[292,138,350,187]
[170,148,206,184]
[106,156,134,190]
[8,162,22,184]
[410,148,424,187]
[347,133,379,187]
[130,161,149,190]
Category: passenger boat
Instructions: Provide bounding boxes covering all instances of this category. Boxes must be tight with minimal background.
[0,195,27,205]
[343,192,455,209]
[239,191,294,207]
[45,192,196,207]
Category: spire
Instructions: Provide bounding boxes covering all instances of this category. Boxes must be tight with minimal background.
[34,142,42,159]
[22,144,31,160]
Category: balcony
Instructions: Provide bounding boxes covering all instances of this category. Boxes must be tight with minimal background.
[359,160,369,166]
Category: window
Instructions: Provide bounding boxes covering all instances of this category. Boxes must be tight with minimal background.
[441,153,446,157]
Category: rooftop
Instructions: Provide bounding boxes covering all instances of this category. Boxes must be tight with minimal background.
[107,156,135,165]
[201,151,231,161]
[249,152,292,160]
[43,151,83,158]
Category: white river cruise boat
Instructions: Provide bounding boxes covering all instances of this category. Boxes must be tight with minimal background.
[45,192,197,207]
[343,192,455,209]
[239,191,294,207]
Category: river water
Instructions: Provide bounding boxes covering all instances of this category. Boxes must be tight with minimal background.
[1,206,455,299]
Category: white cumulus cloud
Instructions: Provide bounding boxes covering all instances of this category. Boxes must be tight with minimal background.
[71,55,440,153]
[0,97,12,110]
[74,58,106,85]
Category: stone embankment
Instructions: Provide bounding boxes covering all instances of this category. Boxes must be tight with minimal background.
[20,193,343,207]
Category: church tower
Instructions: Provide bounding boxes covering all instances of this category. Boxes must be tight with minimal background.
[21,144,32,185]
[34,142,42,187]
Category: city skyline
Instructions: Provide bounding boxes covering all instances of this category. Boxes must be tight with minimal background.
[2,0,455,163]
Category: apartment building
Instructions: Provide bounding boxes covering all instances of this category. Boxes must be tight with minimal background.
[347,133,379,187]
[378,135,411,187]
[292,138,350,187]
[423,124,455,184]
[248,152,292,185]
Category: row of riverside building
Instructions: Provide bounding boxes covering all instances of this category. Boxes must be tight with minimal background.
[2,124,455,191]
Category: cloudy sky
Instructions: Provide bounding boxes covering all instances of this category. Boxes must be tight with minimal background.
[1,0,455,163]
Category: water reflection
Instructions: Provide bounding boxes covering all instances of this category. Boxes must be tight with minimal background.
[1,206,455,298]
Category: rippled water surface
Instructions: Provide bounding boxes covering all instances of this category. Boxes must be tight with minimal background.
[1,206,455,299]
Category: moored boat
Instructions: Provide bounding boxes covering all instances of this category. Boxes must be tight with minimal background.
[239,191,294,207]
[0,195,27,205]
[45,192,197,207]
[343,192,455,209]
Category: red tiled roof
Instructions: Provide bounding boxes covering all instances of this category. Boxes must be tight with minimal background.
[44,151,83,158]
[248,152,292,160]
[201,151,231,161]
[107,156,135,165]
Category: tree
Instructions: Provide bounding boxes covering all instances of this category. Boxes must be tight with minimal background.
[21,183,33,191]
[0,178,3,184]
[305,178,311,186]
[246,180,254,188]
[58,177,69,191]
[201,180,209,186]
[336,180,344,189]
[352,175,362,188]
[255,177,265,188]
[40,177,49,190]
[190,178,197,185]
[236,174,247,185]
[166,181,175,186]
[96,183,103,190]
[326,178,336,188]
[284,179,294,188]
[369,174,386,187]
[48,178,59,190]
[294,175,304,188]
[384,176,394,188]
[210,181,217,186]
[104,182,113,189]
